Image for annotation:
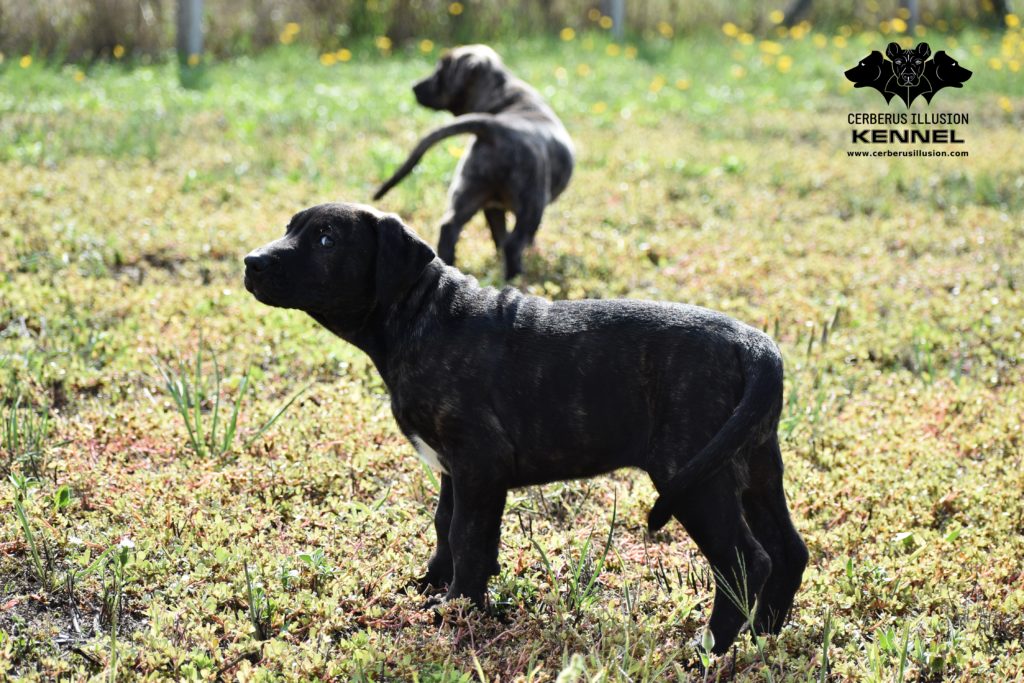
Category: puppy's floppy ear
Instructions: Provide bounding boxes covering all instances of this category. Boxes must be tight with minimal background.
[886,42,902,59]
[914,42,931,59]
[375,214,435,307]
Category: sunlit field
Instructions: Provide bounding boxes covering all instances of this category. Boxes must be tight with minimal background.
[1,18,1023,681]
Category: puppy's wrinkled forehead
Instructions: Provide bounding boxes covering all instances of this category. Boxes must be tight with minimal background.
[285,202,380,235]
[441,44,503,72]
[450,44,501,63]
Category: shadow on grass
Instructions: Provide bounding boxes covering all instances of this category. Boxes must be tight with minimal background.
[178,63,209,90]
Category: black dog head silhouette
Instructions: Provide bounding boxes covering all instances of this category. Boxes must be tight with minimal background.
[925,51,972,102]
[847,42,969,107]
[844,50,893,103]
[887,42,930,87]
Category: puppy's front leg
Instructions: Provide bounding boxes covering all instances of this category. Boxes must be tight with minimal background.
[415,474,454,593]
[446,477,507,606]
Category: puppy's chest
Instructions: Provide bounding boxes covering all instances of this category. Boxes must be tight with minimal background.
[410,435,449,475]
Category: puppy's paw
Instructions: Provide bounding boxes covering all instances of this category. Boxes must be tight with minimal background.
[421,593,445,611]
[408,571,451,595]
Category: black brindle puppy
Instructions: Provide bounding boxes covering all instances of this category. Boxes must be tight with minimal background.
[243,203,807,654]
[373,45,574,281]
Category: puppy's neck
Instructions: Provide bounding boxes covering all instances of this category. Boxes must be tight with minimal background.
[316,259,457,384]
[455,77,531,116]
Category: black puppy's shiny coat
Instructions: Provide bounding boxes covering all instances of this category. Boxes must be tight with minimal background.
[373,45,574,280]
[243,203,807,654]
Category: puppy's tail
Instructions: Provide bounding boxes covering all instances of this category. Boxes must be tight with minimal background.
[647,335,784,533]
[373,114,501,200]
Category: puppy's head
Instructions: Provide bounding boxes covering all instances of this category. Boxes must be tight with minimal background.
[244,203,434,326]
[931,51,971,86]
[845,51,885,85]
[886,42,930,86]
[412,44,508,114]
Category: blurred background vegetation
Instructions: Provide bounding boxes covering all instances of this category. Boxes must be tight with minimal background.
[0,0,1016,62]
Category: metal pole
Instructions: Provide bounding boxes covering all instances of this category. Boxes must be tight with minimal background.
[610,0,625,41]
[899,0,919,33]
[177,0,203,64]
[783,0,813,27]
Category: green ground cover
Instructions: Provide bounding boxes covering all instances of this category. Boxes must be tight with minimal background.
[1,24,1023,681]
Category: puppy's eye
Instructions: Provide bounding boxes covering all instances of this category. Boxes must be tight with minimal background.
[319,234,335,248]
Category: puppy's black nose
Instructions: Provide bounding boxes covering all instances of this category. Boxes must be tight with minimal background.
[413,80,430,104]
[244,251,272,273]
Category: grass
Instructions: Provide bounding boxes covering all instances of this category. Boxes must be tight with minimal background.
[153,339,305,460]
[1,23,1023,681]
[2,396,52,480]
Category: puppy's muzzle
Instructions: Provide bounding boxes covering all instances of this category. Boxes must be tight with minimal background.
[244,251,273,273]
[412,79,438,108]
[243,249,276,294]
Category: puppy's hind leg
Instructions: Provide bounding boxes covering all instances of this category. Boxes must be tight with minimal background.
[437,188,487,267]
[503,204,543,280]
[668,471,771,655]
[484,208,508,251]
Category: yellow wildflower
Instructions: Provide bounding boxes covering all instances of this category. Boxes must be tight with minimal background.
[279,23,300,45]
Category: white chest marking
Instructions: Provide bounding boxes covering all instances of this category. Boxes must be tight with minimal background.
[411,435,448,474]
